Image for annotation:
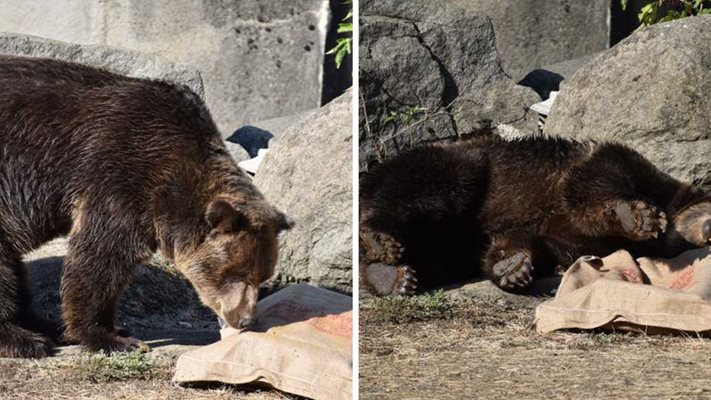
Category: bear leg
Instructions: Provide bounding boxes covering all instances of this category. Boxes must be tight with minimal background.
[563,145,672,240]
[568,197,668,241]
[61,218,150,353]
[0,255,55,358]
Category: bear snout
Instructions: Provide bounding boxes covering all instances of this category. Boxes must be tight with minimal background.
[219,281,259,330]
[222,307,257,330]
[238,316,256,329]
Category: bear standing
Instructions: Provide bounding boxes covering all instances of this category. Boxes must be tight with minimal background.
[360,136,711,295]
[0,56,292,357]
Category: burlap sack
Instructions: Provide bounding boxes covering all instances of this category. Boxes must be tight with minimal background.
[535,247,711,334]
[173,284,352,400]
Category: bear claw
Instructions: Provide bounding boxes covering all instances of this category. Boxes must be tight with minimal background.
[492,252,534,290]
[85,333,151,354]
[393,266,418,295]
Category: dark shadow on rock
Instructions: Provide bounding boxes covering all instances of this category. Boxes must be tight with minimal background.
[226,126,274,158]
[518,69,564,100]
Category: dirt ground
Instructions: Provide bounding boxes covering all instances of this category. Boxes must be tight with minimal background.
[3,239,300,400]
[360,281,711,400]
[0,334,299,400]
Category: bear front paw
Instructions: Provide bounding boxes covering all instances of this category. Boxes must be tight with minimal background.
[492,251,534,290]
[613,200,667,240]
[83,332,150,354]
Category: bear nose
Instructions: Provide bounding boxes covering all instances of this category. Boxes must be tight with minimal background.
[704,220,711,243]
[238,317,256,329]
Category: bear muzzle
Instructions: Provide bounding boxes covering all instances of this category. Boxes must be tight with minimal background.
[219,281,259,330]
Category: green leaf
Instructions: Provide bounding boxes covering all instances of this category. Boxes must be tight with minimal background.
[638,3,659,25]
[335,48,345,69]
[327,37,352,69]
[328,0,352,69]
[621,0,629,10]
[337,22,353,34]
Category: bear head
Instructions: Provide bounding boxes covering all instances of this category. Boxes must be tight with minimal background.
[665,197,711,252]
[176,196,293,330]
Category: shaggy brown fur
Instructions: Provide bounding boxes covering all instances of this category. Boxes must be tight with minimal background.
[360,136,711,296]
[0,56,292,357]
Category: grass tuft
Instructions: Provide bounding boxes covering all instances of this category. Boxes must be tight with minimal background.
[367,290,455,323]
[74,350,160,383]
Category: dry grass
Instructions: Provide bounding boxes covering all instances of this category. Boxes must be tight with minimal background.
[360,288,711,400]
[0,347,300,400]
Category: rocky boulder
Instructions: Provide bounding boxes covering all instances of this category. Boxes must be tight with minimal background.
[254,90,352,293]
[446,0,610,80]
[359,0,539,172]
[0,32,204,97]
[544,16,711,192]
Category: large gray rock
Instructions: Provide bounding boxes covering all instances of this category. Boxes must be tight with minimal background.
[0,0,329,134]
[545,16,711,192]
[359,0,539,172]
[254,90,352,293]
[447,0,610,80]
[0,32,204,95]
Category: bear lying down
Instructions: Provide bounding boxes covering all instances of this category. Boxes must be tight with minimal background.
[0,56,292,358]
[360,136,711,296]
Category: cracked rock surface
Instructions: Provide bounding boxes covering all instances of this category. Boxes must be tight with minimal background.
[544,16,711,192]
[359,0,538,172]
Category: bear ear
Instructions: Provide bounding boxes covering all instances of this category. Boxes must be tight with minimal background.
[276,210,295,233]
[205,200,247,233]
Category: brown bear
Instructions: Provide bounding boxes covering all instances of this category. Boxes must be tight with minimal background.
[0,56,292,358]
[360,136,711,296]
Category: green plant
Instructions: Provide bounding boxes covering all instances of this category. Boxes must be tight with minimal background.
[75,350,159,383]
[383,106,427,126]
[326,0,352,69]
[368,290,455,323]
[622,0,711,26]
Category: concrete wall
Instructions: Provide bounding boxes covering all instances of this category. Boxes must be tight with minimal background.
[0,0,330,134]
[447,0,610,81]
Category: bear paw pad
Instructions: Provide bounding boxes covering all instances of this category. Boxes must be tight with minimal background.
[492,251,534,290]
[614,200,667,240]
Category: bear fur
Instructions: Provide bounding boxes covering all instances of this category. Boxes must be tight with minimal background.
[0,56,292,357]
[360,136,711,296]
